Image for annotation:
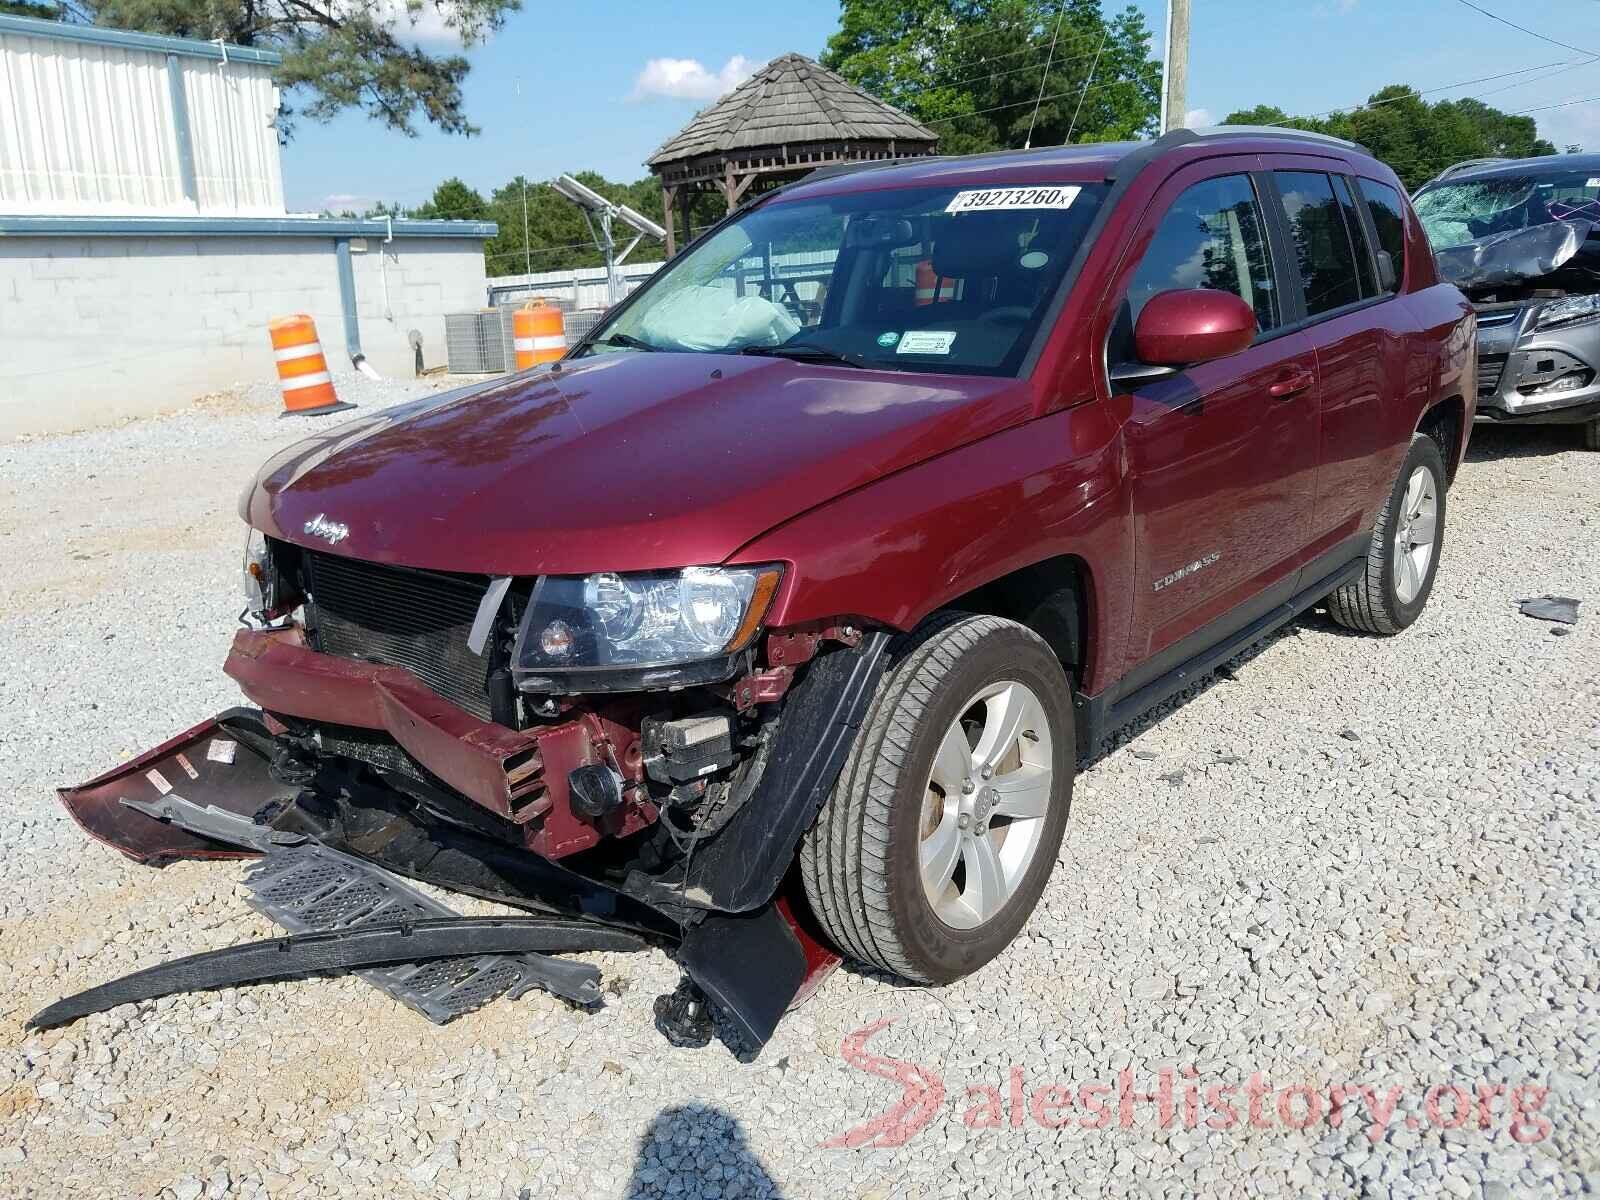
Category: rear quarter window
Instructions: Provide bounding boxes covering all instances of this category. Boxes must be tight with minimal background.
[1358,179,1408,293]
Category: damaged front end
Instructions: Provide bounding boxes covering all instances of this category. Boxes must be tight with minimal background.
[53,536,888,1051]
[1417,172,1600,426]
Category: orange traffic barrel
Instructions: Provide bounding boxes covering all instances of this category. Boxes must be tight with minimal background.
[913,260,955,306]
[513,300,566,369]
[268,315,352,417]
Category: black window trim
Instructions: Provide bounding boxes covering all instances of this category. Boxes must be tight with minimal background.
[1258,168,1394,335]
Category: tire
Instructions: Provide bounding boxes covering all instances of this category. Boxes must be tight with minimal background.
[1327,434,1447,635]
[800,614,1074,984]
[1583,418,1600,452]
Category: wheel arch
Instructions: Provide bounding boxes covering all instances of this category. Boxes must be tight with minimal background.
[1418,393,1466,485]
[943,554,1094,690]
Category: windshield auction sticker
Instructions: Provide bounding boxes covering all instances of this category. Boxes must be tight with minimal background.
[898,330,956,355]
[945,186,1081,214]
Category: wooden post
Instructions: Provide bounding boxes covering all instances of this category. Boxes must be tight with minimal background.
[1161,0,1190,133]
[660,183,677,258]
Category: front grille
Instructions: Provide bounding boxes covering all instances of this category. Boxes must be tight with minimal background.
[303,551,494,720]
[1475,307,1521,329]
[1478,353,1508,397]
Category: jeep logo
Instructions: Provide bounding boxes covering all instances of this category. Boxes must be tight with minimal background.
[303,513,350,545]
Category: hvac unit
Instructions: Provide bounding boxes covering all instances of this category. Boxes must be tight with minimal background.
[444,311,510,374]
[563,308,608,344]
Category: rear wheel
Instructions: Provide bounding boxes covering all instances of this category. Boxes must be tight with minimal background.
[1327,434,1447,635]
[800,614,1074,984]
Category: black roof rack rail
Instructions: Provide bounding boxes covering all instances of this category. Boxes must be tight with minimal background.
[1161,124,1372,156]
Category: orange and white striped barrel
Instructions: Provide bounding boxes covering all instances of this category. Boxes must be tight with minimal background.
[913,260,955,306]
[268,315,347,416]
[513,300,565,369]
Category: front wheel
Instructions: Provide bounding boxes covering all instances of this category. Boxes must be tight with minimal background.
[1327,434,1447,635]
[800,614,1074,984]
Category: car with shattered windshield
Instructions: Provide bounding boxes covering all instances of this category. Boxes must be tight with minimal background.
[48,127,1475,1050]
[1414,154,1600,449]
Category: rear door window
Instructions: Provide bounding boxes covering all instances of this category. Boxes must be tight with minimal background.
[1331,175,1378,298]
[1357,179,1407,293]
[1126,174,1280,334]
[1274,171,1364,316]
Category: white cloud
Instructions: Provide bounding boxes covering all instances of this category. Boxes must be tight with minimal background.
[630,55,761,102]
[321,193,375,212]
[369,0,465,47]
[1185,107,1214,128]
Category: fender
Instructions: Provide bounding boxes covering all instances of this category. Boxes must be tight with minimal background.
[730,404,1133,696]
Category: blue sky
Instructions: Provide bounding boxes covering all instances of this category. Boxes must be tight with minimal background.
[281,0,1600,214]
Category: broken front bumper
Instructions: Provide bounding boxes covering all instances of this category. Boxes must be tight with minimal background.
[1474,303,1600,424]
[224,626,653,859]
[51,624,893,1049]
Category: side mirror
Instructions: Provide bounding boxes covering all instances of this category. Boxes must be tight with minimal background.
[1133,288,1258,367]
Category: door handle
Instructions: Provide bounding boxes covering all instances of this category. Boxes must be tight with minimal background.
[1269,369,1315,399]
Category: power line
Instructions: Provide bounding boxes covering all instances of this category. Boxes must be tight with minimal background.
[1264,58,1586,126]
[871,26,1110,99]
[1512,90,1600,116]
[1025,3,1068,149]
[923,75,1143,126]
[1449,0,1600,59]
[1064,30,1110,145]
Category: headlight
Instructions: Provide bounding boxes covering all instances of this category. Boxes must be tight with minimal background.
[242,528,276,615]
[512,565,782,691]
[1533,294,1600,332]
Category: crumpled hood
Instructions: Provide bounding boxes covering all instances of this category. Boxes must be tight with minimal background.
[1434,218,1600,293]
[243,352,1031,575]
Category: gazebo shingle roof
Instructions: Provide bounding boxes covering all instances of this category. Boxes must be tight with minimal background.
[648,53,938,166]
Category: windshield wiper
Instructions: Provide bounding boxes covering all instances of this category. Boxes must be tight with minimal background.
[592,333,662,352]
[740,344,869,369]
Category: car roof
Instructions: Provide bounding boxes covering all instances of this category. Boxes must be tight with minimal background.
[780,127,1375,203]
[1424,152,1600,187]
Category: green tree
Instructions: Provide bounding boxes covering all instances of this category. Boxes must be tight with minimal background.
[822,0,1161,154]
[61,0,517,136]
[1223,87,1557,191]
[411,178,490,222]
[0,0,61,16]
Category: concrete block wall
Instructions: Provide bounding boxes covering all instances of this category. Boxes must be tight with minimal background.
[0,231,489,438]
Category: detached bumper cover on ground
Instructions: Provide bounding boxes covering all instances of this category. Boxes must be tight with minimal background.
[49,643,873,1048]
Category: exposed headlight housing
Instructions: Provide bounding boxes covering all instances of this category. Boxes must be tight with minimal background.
[1533,293,1600,332]
[242,528,277,617]
[512,565,783,693]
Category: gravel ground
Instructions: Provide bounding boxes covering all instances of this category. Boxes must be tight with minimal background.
[1,377,1597,1199]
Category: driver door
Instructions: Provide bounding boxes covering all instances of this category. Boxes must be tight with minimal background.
[1108,164,1322,686]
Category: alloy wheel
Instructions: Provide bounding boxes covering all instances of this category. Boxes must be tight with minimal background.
[918,680,1055,930]
[1392,465,1439,605]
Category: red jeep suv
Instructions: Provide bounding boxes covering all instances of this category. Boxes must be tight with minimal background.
[61,127,1475,1048]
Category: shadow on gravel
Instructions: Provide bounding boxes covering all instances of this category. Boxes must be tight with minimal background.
[624,1105,783,1200]
[1465,423,1587,462]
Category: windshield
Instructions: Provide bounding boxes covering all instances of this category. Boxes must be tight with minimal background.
[1414,169,1600,249]
[579,183,1108,376]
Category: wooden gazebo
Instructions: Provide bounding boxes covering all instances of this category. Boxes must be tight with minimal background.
[647,53,939,257]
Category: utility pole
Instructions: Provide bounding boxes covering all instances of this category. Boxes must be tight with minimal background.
[1160,0,1190,133]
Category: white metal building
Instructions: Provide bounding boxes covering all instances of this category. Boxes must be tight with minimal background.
[0,14,285,216]
[0,15,496,438]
